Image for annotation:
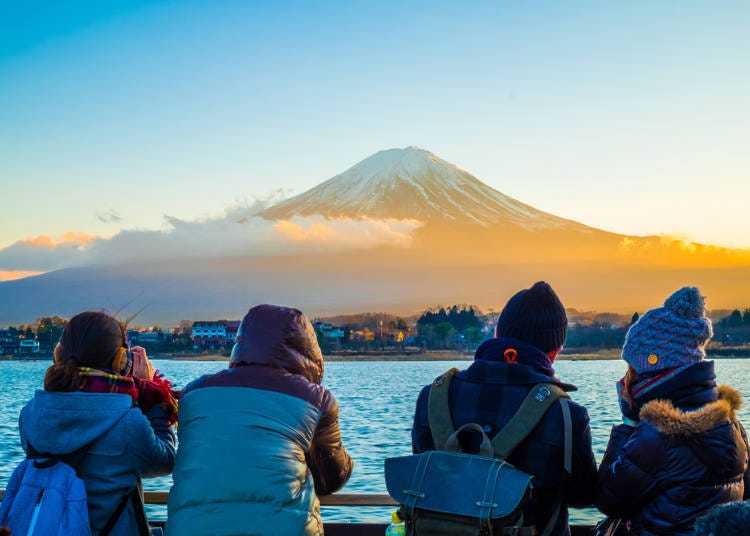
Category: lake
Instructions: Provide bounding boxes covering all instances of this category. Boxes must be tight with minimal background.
[1,358,748,525]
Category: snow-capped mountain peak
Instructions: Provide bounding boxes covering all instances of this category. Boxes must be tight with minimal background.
[259,146,588,230]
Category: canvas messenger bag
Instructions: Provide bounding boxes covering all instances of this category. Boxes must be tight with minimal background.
[385,368,572,536]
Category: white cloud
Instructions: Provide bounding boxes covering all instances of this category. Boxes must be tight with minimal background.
[0,214,423,272]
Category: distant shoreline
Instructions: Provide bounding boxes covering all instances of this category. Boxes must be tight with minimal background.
[2,352,616,362]
[153,350,627,362]
[4,348,749,362]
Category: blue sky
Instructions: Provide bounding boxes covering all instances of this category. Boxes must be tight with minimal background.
[1,0,748,258]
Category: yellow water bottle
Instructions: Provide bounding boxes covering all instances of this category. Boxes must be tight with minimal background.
[385,510,405,535]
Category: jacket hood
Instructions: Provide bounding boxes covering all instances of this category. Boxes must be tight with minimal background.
[230,304,324,384]
[640,384,741,436]
[639,385,747,480]
[19,390,133,455]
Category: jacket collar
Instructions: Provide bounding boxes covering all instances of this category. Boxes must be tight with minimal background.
[465,337,576,391]
[640,384,742,436]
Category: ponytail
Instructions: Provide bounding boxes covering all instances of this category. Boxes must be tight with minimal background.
[44,358,80,392]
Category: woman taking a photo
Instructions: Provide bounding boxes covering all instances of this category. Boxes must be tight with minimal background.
[16,311,177,535]
[596,287,750,535]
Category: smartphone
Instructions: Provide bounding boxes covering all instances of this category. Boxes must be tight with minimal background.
[121,349,134,377]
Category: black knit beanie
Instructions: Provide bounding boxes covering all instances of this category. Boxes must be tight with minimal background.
[495,281,568,353]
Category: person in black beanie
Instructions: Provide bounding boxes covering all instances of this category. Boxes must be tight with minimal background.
[495,281,568,353]
[411,281,597,536]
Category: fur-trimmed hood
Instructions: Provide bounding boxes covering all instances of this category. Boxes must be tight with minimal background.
[640,385,742,436]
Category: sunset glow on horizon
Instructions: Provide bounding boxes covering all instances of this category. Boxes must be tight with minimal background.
[1,1,749,274]
[0,270,44,282]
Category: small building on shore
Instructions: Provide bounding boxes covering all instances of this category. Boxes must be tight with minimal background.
[18,339,40,355]
[0,330,21,355]
[192,320,240,349]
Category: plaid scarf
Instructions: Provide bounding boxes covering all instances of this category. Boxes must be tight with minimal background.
[78,367,139,401]
[134,373,179,427]
[78,367,179,426]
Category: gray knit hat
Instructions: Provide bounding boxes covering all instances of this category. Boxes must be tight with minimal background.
[622,286,713,374]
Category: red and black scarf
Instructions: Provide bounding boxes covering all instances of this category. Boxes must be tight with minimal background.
[78,367,179,426]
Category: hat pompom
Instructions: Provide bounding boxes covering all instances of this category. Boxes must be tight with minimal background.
[664,286,705,319]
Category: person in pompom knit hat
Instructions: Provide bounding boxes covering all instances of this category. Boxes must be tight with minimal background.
[596,287,750,536]
[693,501,750,535]
[411,281,597,536]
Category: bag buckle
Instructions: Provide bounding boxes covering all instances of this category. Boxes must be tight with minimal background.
[433,368,459,386]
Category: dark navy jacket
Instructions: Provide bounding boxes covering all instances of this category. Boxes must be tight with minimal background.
[412,338,597,536]
[596,385,750,535]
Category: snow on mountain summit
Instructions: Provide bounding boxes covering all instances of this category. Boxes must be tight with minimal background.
[259,146,589,230]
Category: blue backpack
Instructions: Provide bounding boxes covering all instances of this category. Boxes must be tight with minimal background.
[0,443,144,536]
[0,446,93,536]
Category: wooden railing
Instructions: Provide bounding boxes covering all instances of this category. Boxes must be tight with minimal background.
[144,491,397,506]
[0,490,594,535]
[0,489,396,505]
[0,490,398,536]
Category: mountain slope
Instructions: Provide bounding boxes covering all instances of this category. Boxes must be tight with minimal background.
[3,146,750,325]
[260,146,593,231]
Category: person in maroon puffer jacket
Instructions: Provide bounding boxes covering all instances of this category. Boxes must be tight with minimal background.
[168,304,354,536]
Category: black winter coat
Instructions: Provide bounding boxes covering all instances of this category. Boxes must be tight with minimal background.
[413,338,597,536]
[596,385,750,535]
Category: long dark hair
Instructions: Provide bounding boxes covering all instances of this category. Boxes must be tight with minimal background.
[620,364,638,407]
[45,311,127,392]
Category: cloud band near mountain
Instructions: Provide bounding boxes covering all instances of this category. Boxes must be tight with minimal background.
[0,216,423,275]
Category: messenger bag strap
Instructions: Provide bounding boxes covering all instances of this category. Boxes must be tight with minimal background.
[490,383,570,460]
[428,368,460,450]
[478,459,504,533]
[535,397,573,536]
[539,502,561,536]
[403,451,433,522]
[560,398,572,474]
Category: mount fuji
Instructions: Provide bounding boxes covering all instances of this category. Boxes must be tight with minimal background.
[260,146,590,231]
[1,146,749,325]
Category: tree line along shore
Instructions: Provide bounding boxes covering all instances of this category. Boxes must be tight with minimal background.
[6,348,750,363]
[2,305,750,360]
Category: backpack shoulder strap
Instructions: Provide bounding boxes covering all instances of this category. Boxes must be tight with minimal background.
[427,368,460,450]
[100,480,150,536]
[491,383,570,460]
[536,399,573,536]
[26,441,97,473]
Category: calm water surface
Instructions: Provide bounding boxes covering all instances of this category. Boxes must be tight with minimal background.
[1,359,749,525]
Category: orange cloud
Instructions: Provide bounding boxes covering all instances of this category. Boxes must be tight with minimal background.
[274,220,335,241]
[0,270,44,282]
[272,217,421,248]
[21,232,97,248]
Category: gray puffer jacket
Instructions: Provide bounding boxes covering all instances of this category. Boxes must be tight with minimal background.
[167,304,353,536]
